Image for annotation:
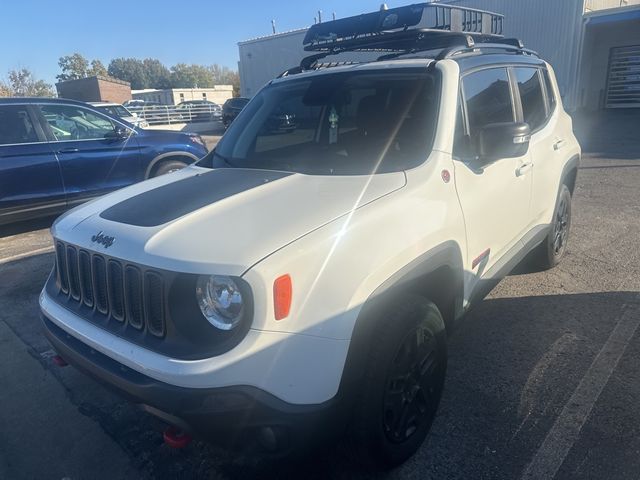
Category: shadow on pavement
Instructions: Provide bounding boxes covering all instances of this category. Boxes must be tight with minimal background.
[4,278,635,480]
[0,216,56,239]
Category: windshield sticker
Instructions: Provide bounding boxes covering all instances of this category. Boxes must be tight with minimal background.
[329,106,339,144]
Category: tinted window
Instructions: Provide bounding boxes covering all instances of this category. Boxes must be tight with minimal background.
[462,68,514,137]
[514,67,546,130]
[99,105,131,118]
[0,105,39,145]
[40,105,116,141]
[207,71,439,175]
[543,69,556,112]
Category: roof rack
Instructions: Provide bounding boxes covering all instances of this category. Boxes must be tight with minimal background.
[303,3,504,53]
[283,3,535,76]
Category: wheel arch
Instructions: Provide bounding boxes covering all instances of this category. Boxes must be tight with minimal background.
[561,154,580,195]
[335,241,464,412]
[145,151,199,179]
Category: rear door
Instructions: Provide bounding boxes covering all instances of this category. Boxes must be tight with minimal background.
[0,104,66,223]
[453,67,533,281]
[38,103,142,206]
[512,67,559,225]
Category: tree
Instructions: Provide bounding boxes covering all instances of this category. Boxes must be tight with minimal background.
[208,64,240,96]
[87,59,108,77]
[170,63,215,88]
[2,68,55,97]
[0,82,11,97]
[108,58,148,89]
[57,53,89,81]
[142,58,171,89]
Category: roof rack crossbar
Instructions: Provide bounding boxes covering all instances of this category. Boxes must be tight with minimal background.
[436,40,538,60]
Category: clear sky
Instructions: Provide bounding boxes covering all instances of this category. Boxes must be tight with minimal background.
[0,0,402,84]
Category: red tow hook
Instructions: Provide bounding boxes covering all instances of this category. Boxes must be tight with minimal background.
[52,355,69,367]
[163,426,192,449]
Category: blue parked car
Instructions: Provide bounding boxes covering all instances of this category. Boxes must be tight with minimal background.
[0,97,209,225]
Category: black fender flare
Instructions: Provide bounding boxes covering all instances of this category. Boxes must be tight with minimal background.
[332,241,464,420]
[560,154,580,195]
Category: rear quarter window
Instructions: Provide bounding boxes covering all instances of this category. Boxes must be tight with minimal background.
[514,67,547,131]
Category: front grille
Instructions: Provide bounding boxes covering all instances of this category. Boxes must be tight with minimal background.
[54,241,166,338]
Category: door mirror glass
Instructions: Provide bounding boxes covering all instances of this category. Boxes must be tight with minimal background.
[477,122,531,162]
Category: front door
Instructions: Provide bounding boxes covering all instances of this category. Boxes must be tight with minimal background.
[0,104,66,223]
[452,67,533,296]
[38,103,141,206]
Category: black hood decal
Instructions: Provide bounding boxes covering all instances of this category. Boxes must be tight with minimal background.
[100,169,292,227]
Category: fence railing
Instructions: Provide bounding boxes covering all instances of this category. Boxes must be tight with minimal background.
[127,104,222,126]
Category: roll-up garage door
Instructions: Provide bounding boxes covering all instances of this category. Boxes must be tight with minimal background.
[606,45,640,108]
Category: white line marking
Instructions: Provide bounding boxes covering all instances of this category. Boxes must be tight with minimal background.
[0,246,54,266]
[520,300,640,480]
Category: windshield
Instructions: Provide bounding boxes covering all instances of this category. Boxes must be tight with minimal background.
[202,69,439,175]
[99,105,132,118]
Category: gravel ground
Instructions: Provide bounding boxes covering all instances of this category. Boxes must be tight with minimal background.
[0,112,639,479]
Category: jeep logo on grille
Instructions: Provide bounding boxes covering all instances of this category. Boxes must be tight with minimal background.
[91,231,115,248]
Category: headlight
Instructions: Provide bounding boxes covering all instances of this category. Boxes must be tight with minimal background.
[196,275,244,330]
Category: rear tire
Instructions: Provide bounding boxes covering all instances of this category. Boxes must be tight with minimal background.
[347,295,447,470]
[151,159,188,177]
[534,184,572,270]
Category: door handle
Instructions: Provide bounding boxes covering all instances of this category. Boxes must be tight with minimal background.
[57,147,79,154]
[516,162,533,177]
[553,139,566,151]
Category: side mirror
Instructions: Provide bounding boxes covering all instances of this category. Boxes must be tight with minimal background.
[477,122,531,163]
[106,125,131,140]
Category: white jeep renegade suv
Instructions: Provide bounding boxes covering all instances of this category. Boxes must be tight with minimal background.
[40,4,580,469]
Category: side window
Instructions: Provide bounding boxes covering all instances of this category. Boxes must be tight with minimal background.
[0,105,39,145]
[514,67,546,131]
[542,69,557,113]
[462,68,514,138]
[40,105,116,141]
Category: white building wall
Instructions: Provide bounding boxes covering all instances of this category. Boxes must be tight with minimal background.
[238,29,379,98]
[132,87,233,105]
[439,0,585,109]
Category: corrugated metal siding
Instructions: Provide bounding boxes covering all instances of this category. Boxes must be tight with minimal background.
[238,31,378,98]
[438,0,585,108]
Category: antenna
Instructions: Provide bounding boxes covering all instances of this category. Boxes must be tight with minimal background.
[318,10,322,23]
[271,19,276,34]
[332,12,336,20]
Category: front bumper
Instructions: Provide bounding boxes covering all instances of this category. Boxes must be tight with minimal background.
[42,314,346,453]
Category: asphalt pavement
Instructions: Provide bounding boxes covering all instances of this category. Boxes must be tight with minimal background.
[0,112,639,479]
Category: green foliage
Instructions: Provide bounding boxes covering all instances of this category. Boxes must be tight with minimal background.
[57,53,240,94]
[1,68,55,97]
[88,60,108,77]
[57,53,90,81]
[108,58,148,89]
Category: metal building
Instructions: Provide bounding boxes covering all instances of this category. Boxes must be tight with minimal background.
[237,0,640,110]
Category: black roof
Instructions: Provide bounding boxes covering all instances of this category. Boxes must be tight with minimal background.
[0,97,91,105]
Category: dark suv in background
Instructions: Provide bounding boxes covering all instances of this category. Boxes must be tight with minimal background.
[222,97,249,128]
[0,98,209,225]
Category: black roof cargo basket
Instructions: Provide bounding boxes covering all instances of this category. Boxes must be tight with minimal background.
[277,3,536,78]
[303,3,504,53]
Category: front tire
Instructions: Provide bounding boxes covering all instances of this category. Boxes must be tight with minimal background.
[151,159,188,177]
[535,184,572,269]
[348,295,447,470]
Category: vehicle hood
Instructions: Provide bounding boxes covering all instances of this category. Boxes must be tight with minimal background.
[51,166,406,275]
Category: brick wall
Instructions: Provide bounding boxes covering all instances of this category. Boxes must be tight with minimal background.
[56,76,131,103]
